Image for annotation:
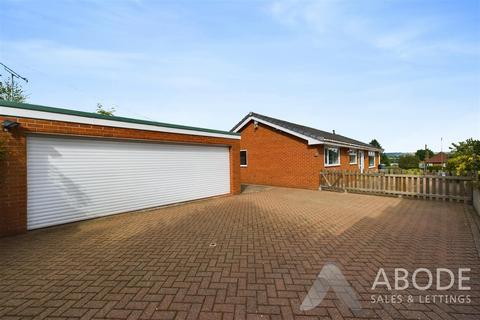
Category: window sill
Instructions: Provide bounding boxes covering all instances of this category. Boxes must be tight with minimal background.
[324,164,341,167]
[349,162,357,165]
[240,165,248,168]
[368,166,376,168]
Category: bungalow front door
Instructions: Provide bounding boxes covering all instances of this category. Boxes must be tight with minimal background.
[358,151,364,173]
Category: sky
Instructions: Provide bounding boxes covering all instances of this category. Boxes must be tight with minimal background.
[0,0,479,152]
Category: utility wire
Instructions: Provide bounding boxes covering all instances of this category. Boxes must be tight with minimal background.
[0,62,28,100]
[0,62,28,83]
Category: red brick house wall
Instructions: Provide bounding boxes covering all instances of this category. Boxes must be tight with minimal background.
[239,121,378,190]
[0,116,240,237]
[239,121,321,189]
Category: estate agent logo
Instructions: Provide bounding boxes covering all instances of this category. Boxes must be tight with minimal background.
[371,267,472,305]
[301,265,472,312]
[300,262,361,311]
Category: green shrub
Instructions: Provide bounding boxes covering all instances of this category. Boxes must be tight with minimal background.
[427,165,444,172]
[447,138,480,174]
[398,154,420,169]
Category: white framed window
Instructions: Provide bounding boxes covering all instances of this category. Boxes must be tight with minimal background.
[368,151,376,168]
[348,149,357,164]
[324,147,340,166]
[240,150,248,167]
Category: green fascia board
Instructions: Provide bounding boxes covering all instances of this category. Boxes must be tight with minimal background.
[0,100,240,137]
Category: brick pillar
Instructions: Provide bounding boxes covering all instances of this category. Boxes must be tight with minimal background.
[0,117,28,237]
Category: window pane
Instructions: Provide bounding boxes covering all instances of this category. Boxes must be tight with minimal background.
[349,154,356,163]
[327,148,339,165]
[240,151,247,166]
[369,155,374,167]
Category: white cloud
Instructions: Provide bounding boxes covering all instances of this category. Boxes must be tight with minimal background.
[269,0,340,32]
[268,0,479,59]
[3,40,145,72]
[268,0,429,54]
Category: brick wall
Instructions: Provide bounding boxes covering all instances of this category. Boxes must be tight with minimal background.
[0,127,26,237]
[322,146,365,171]
[239,121,377,190]
[239,122,321,189]
[0,116,240,237]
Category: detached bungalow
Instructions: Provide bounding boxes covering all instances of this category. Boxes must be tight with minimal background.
[425,152,449,168]
[231,112,382,190]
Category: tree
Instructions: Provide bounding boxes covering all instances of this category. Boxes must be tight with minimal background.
[369,139,390,166]
[381,153,391,166]
[96,103,115,116]
[415,148,435,161]
[369,139,381,149]
[398,154,420,169]
[447,138,480,173]
[0,78,28,102]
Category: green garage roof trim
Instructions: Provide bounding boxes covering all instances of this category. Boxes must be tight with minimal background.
[0,100,239,137]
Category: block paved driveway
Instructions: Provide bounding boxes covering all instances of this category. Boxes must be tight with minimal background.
[1,186,480,320]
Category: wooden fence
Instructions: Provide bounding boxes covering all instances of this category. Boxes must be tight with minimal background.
[319,170,475,203]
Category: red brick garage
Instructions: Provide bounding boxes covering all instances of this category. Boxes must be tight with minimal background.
[0,100,240,237]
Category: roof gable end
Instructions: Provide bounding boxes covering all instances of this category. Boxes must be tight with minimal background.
[232,112,382,151]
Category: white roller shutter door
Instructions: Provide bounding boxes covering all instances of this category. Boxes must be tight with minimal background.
[27,135,230,229]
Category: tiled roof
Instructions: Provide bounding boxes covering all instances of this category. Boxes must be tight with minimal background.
[426,152,449,163]
[232,112,381,151]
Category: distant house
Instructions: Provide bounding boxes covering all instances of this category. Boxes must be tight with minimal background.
[419,161,426,169]
[425,152,449,167]
[231,112,382,190]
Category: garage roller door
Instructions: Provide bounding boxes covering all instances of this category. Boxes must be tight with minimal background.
[27,135,231,229]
